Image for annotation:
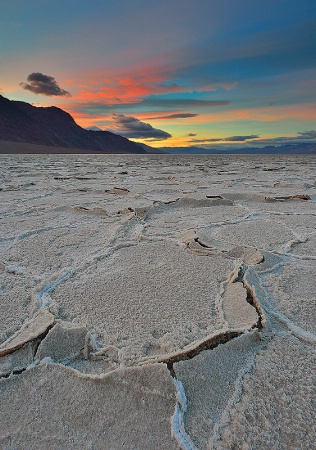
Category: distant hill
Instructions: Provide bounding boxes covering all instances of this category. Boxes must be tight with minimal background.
[85,126,103,131]
[2,95,315,155]
[138,143,165,154]
[160,144,316,155]
[0,95,145,154]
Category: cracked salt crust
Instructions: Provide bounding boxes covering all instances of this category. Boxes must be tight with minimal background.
[0,154,316,449]
[53,240,236,365]
[0,272,34,343]
[212,220,297,252]
[261,263,316,335]
[213,334,316,449]
[0,362,178,449]
[174,331,263,449]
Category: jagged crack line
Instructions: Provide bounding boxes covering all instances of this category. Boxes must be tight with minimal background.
[244,269,316,345]
[194,237,211,249]
[241,269,265,330]
[0,323,56,379]
[141,330,246,367]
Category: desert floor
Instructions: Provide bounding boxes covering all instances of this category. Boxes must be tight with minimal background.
[0,154,315,449]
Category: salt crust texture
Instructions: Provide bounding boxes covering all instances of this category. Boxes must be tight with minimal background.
[0,154,315,449]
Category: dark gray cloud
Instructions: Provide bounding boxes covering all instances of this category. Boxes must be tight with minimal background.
[190,135,259,143]
[222,135,259,142]
[192,133,316,150]
[111,114,171,140]
[187,133,197,136]
[241,134,316,147]
[298,130,316,139]
[20,72,71,97]
[146,113,199,120]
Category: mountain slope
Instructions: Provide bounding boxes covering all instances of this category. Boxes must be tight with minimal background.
[0,95,145,153]
[0,95,66,146]
[138,143,165,154]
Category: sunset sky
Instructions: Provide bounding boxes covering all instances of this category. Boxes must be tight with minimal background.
[1,0,316,148]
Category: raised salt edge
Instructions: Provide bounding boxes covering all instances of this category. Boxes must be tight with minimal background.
[171,377,197,450]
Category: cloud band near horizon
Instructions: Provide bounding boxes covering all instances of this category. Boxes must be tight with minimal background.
[110,113,172,140]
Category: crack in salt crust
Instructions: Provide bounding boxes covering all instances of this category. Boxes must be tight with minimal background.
[1,154,315,449]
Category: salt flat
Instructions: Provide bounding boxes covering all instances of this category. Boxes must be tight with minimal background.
[0,154,315,449]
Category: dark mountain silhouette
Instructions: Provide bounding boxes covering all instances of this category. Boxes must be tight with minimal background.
[0,95,66,146]
[0,95,145,153]
[2,94,314,155]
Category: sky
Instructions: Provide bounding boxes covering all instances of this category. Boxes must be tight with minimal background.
[1,0,316,149]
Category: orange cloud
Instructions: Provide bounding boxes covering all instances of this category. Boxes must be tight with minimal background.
[67,99,316,132]
[73,76,185,104]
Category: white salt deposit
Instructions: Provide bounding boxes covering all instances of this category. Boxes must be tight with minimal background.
[0,154,315,448]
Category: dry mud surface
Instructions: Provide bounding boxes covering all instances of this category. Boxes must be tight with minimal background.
[0,154,315,449]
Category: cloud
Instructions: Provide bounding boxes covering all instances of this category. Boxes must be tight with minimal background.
[20,72,71,97]
[69,99,230,117]
[298,130,316,139]
[244,134,316,147]
[190,135,259,143]
[222,135,260,142]
[142,99,229,108]
[187,133,197,136]
[178,20,316,88]
[192,133,316,150]
[74,74,186,105]
[146,113,199,120]
[111,113,171,140]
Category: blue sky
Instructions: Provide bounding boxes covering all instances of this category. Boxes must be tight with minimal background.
[1,0,316,147]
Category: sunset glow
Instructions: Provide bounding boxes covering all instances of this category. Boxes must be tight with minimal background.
[1,0,315,149]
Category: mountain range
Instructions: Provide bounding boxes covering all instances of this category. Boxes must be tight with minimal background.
[159,144,316,155]
[0,95,145,154]
[1,95,315,155]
